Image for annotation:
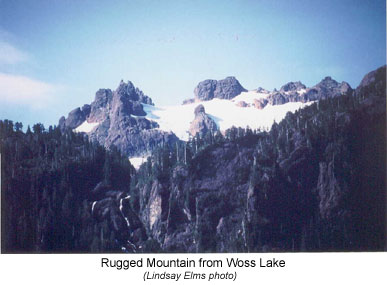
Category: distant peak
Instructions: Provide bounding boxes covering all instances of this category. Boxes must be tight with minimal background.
[314,76,340,89]
[280,81,306,92]
[256,87,269,93]
[314,76,353,95]
[194,77,246,101]
[116,80,134,92]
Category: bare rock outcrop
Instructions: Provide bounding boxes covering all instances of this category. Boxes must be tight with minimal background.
[188,104,218,137]
[194,76,247,101]
[59,80,178,157]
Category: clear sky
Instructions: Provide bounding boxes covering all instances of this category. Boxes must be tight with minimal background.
[0,0,385,128]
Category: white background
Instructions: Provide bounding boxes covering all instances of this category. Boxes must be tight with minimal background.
[0,253,386,284]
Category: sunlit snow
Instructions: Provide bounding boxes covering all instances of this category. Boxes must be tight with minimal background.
[129,155,150,169]
[73,90,314,168]
[74,120,99,133]
[142,93,314,141]
[232,90,270,104]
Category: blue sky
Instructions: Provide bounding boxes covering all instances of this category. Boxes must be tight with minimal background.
[0,0,385,128]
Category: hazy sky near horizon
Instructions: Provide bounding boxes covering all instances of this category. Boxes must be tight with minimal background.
[0,0,385,128]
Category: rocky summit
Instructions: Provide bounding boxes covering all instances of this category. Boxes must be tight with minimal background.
[129,66,385,253]
[188,104,218,137]
[184,76,352,108]
[252,77,353,109]
[59,80,178,157]
[193,76,247,101]
[59,74,354,159]
[1,66,385,253]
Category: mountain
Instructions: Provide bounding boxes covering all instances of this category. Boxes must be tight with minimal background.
[193,76,247,101]
[130,65,385,252]
[0,123,138,253]
[2,66,383,253]
[250,77,352,109]
[139,76,352,143]
[142,93,312,142]
[59,75,353,164]
[188,104,218,137]
[59,80,178,157]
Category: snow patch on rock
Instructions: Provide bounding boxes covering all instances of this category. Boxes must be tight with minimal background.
[74,120,99,133]
[142,98,314,141]
[129,155,150,169]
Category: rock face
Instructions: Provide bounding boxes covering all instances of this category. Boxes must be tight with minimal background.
[137,140,255,252]
[280,81,306,92]
[183,77,352,112]
[3,66,385,254]
[189,104,218,137]
[194,76,247,101]
[253,78,353,109]
[59,104,91,129]
[356,65,386,95]
[301,77,352,102]
[236,101,249,108]
[59,80,178,157]
[132,66,385,253]
[90,182,147,252]
[252,98,268,109]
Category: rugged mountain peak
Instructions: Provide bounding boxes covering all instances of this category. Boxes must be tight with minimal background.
[61,107,87,129]
[306,76,353,100]
[115,80,153,105]
[255,76,353,108]
[280,81,306,92]
[94,89,113,105]
[194,76,247,101]
[62,80,154,127]
[116,80,132,96]
[314,76,351,93]
[88,89,113,122]
[59,80,178,157]
[316,76,338,88]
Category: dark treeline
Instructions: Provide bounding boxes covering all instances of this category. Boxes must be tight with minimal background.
[132,68,385,252]
[1,122,134,252]
[1,67,385,253]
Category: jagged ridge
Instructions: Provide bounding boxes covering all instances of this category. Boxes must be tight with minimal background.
[59,81,178,157]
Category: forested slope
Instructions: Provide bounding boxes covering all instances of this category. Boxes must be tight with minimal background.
[132,66,386,252]
[1,66,385,253]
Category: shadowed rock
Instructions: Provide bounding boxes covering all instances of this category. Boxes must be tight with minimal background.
[194,76,247,101]
[59,80,178,157]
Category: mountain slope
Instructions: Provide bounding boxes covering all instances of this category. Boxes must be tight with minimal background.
[131,66,385,252]
[59,81,178,157]
[0,124,141,253]
[59,75,352,160]
[3,66,383,253]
